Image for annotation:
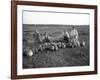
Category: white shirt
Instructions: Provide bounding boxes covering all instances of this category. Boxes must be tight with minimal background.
[70,29,78,38]
[70,28,79,42]
[63,31,69,38]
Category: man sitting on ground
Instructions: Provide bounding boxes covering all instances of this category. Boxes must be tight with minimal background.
[63,29,70,43]
[43,32,50,42]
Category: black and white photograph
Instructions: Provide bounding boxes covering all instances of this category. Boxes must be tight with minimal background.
[22,10,90,69]
[11,1,97,79]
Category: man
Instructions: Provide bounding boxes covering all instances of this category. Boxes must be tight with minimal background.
[70,26,79,47]
[34,29,41,43]
[33,29,42,50]
[43,32,50,42]
[63,29,69,43]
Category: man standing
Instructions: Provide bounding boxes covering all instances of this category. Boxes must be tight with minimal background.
[34,29,41,43]
[70,26,79,47]
[33,29,42,50]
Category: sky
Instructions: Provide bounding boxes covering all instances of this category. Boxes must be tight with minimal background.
[23,11,90,25]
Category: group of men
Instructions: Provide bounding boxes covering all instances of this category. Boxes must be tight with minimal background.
[23,27,81,57]
[34,26,79,47]
[63,26,79,46]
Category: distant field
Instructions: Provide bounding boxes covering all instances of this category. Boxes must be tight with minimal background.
[23,24,90,69]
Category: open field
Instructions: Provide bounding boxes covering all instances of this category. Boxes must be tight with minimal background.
[23,24,90,69]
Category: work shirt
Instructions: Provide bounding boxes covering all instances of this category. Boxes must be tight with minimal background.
[63,31,69,43]
[70,28,78,38]
[64,31,69,38]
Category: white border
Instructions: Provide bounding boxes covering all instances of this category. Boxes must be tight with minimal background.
[17,5,95,75]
